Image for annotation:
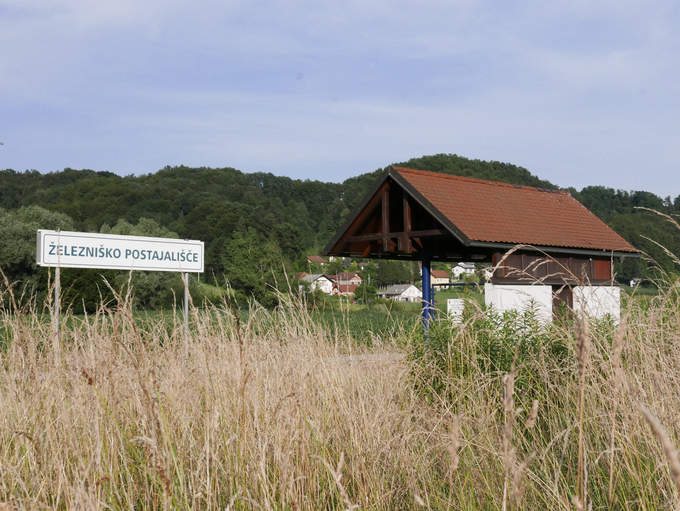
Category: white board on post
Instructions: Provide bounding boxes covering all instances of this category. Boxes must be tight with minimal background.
[36,230,204,273]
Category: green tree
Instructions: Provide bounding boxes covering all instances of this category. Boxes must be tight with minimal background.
[0,205,74,284]
[375,260,410,287]
[222,227,288,307]
[325,259,344,276]
[358,262,377,285]
[354,282,377,303]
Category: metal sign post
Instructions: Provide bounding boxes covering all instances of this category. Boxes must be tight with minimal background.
[183,272,190,349]
[53,266,60,362]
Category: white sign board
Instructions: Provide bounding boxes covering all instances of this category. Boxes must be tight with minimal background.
[447,298,465,324]
[37,230,204,273]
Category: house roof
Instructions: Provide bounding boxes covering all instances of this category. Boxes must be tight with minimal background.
[379,284,420,296]
[302,273,332,283]
[336,272,360,280]
[393,167,637,253]
[307,255,327,263]
[335,284,358,294]
[430,270,450,279]
[455,262,476,269]
[294,272,309,280]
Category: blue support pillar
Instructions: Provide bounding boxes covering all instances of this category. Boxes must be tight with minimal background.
[421,252,432,336]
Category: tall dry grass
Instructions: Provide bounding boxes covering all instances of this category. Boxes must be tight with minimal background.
[0,278,679,509]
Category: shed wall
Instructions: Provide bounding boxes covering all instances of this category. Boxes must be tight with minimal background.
[573,286,621,320]
[484,283,553,322]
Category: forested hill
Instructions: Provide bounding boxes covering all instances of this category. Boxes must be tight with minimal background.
[1,153,679,282]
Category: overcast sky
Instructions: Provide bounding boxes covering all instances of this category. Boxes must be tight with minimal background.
[1,0,679,198]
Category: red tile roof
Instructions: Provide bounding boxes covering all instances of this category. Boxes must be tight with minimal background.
[393,167,638,253]
[336,272,360,280]
[307,255,327,263]
[334,284,358,294]
[431,270,450,279]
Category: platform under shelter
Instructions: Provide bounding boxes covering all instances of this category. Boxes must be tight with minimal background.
[323,166,641,327]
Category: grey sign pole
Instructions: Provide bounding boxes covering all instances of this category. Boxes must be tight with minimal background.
[54,266,60,362]
[184,272,190,349]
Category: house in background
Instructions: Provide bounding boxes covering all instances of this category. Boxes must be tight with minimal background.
[430,270,451,290]
[452,262,476,279]
[333,283,358,296]
[330,271,362,286]
[377,284,422,302]
[300,274,334,294]
[307,255,328,273]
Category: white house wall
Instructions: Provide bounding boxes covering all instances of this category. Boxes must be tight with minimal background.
[573,286,620,320]
[311,278,333,294]
[484,283,552,322]
[399,286,422,302]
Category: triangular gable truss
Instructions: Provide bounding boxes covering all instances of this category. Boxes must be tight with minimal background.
[324,167,477,261]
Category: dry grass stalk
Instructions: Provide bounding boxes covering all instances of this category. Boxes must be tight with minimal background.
[572,495,584,511]
[321,452,359,511]
[449,416,460,473]
[501,345,519,511]
[638,405,680,492]
[510,453,534,508]
[608,314,627,503]
[3,268,680,508]
[525,400,539,429]
[446,415,460,511]
[575,313,590,508]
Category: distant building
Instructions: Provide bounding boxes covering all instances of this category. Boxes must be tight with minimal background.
[329,272,362,286]
[307,256,327,264]
[333,283,358,296]
[452,262,476,279]
[377,284,422,302]
[430,270,451,290]
[300,274,334,294]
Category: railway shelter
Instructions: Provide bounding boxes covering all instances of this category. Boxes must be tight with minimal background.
[323,166,641,327]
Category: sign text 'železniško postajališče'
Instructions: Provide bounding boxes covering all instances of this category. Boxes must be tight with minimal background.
[37,230,204,273]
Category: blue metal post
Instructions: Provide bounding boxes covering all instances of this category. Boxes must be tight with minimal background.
[421,252,432,335]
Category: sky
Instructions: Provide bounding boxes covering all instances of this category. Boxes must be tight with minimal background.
[1,0,680,199]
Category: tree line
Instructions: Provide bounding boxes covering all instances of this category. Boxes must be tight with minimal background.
[1,153,678,309]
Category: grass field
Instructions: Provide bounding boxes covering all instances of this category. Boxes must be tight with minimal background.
[1,280,680,509]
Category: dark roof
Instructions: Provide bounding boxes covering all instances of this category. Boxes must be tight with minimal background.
[393,167,637,253]
[301,273,333,283]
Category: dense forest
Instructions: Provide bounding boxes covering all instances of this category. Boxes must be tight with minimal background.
[1,153,678,308]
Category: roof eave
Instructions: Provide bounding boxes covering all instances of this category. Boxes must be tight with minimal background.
[322,167,393,256]
[467,240,642,259]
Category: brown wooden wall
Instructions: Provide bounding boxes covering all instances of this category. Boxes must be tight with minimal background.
[491,252,613,285]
